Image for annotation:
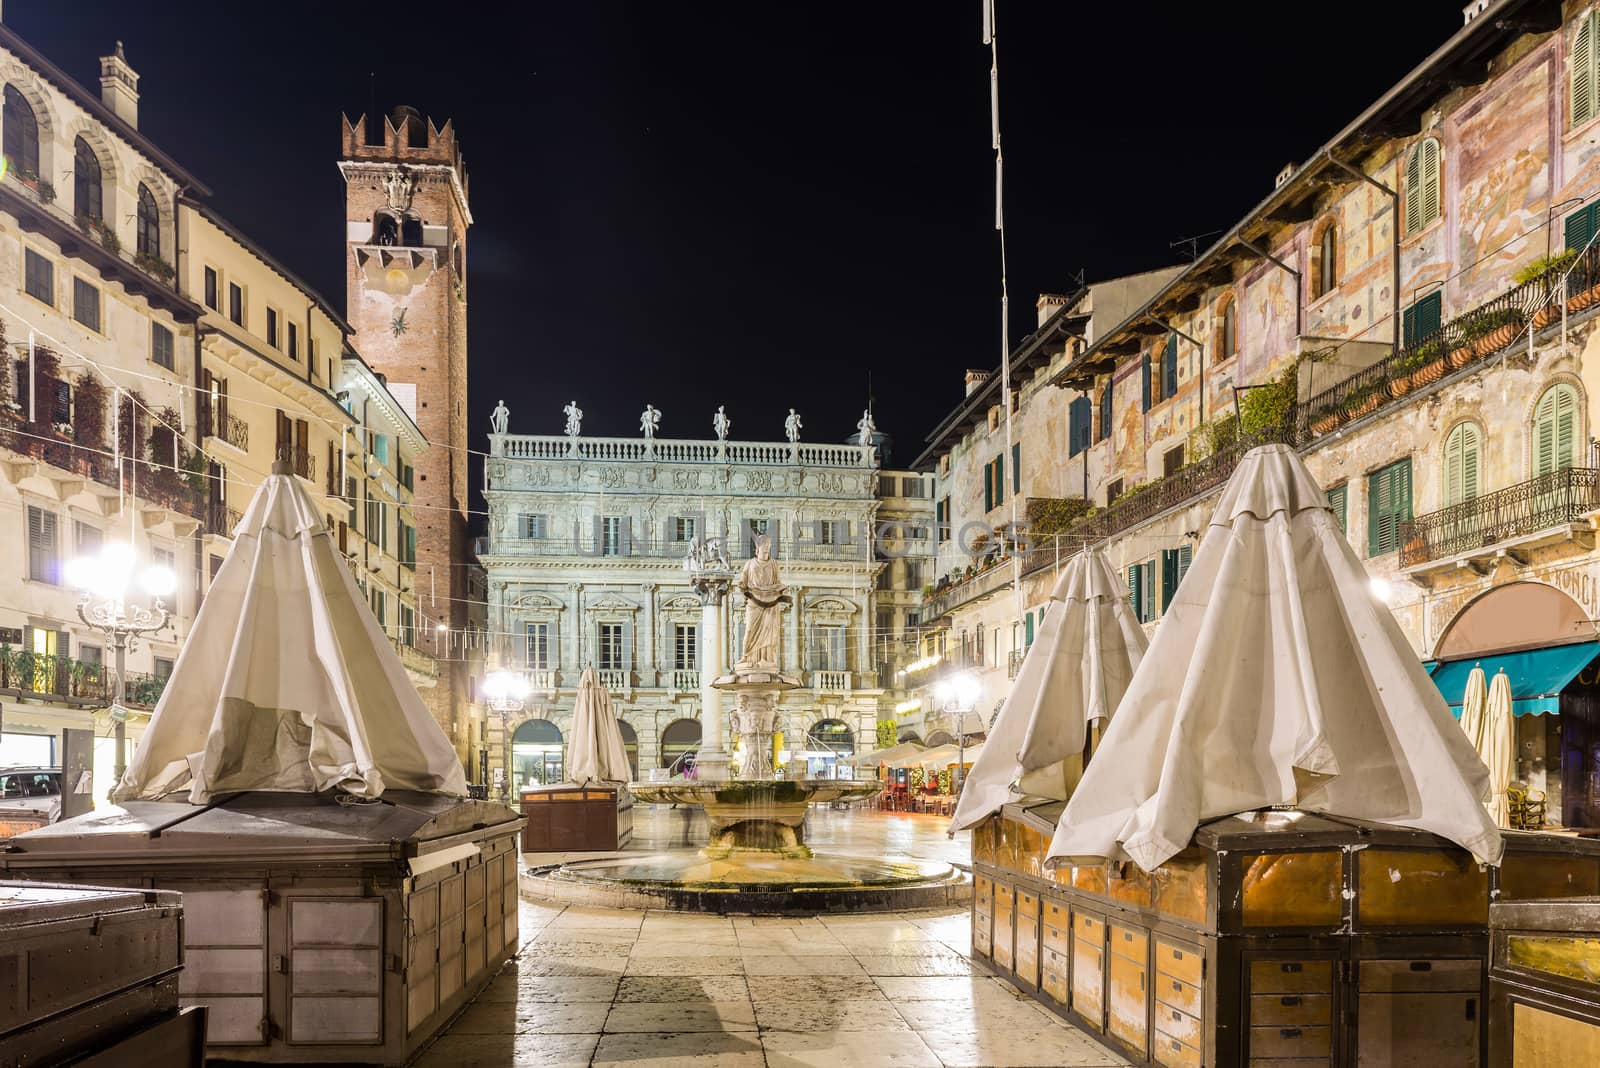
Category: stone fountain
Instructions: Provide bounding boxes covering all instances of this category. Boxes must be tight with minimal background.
[526,535,964,912]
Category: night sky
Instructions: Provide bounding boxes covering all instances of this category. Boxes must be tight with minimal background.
[10,1,1454,465]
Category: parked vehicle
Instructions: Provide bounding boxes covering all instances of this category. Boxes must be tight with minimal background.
[0,767,63,835]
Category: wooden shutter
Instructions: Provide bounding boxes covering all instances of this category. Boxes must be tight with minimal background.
[1444,423,1480,505]
[1368,466,1392,557]
[1141,560,1156,622]
[1405,143,1423,234]
[27,506,56,583]
[1162,334,1178,400]
[1420,137,1441,228]
[1575,12,1597,129]
[983,464,993,512]
[1011,442,1020,492]
[1176,545,1192,588]
[1127,566,1141,620]
[994,454,1004,507]
[1566,203,1600,254]
[1557,386,1577,470]
[1534,386,1577,476]
[1327,483,1348,533]
[1024,612,1034,647]
[1141,354,1152,412]
[1160,550,1178,615]
[1100,384,1112,442]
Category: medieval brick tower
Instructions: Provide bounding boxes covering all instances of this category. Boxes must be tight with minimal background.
[339,106,471,760]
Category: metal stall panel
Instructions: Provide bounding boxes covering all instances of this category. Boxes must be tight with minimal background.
[284,897,383,1046]
[502,845,519,950]
[437,873,465,1004]
[486,853,506,958]
[1107,922,1149,1058]
[1072,909,1108,1032]
[178,888,269,1046]
[406,884,440,1035]
[1355,958,1481,1067]
[464,862,487,981]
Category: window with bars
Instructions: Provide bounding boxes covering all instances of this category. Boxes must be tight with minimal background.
[1532,384,1579,476]
[519,513,548,540]
[24,248,52,306]
[673,624,697,671]
[597,623,626,671]
[72,278,99,332]
[27,506,58,584]
[1443,422,1481,506]
[1404,137,1443,234]
[526,622,551,669]
[1366,458,1413,557]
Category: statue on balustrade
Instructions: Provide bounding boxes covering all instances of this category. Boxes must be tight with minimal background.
[490,399,509,435]
[736,536,790,673]
[713,406,731,442]
[640,403,661,439]
[563,400,583,438]
[784,409,803,444]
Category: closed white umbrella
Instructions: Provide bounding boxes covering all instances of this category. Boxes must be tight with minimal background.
[1458,664,1488,754]
[950,546,1147,832]
[566,668,633,785]
[1484,670,1515,829]
[1048,444,1502,872]
[112,465,466,803]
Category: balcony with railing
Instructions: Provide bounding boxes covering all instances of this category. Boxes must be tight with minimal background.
[275,444,315,481]
[1007,649,1026,680]
[525,668,560,695]
[391,638,438,680]
[1398,468,1600,574]
[200,408,249,452]
[670,669,700,694]
[205,501,243,538]
[811,670,852,693]
[598,669,630,696]
[0,649,168,709]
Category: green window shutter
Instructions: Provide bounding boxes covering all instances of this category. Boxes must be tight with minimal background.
[1535,390,1556,476]
[1141,354,1152,412]
[1142,560,1156,622]
[1176,544,1192,587]
[994,455,1004,507]
[1557,386,1577,470]
[1100,383,1112,442]
[1533,386,1577,476]
[1575,12,1597,130]
[1327,483,1348,533]
[1011,442,1020,492]
[1420,138,1441,227]
[1024,612,1034,647]
[1162,334,1178,400]
[1368,465,1391,557]
[983,464,993,512]
[1405,143,1423,234]
[1565,203,1600,254]
[1127,565,1141,619]
[1444,425,1464,506]
[1418,291,1442,339]
[1160,549,1178,615]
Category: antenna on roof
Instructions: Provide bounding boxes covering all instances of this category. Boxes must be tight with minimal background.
[1071,268,1086,289]
[1170,229,1223,262]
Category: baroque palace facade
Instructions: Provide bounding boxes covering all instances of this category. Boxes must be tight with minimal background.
[913,0,1600,829]
[0,22,438,798]
[479,409,930,792]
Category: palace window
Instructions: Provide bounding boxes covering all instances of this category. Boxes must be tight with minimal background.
[73,277,100,332]
[671,516,697,542]
[229,282,244,327]
[526,622,551,670]
[1532,383,1580,476]
[673,624,697,671]
[266,307,279,349]
[151,322,174,370]
[73,137,102,222]
[597,623,626,671]
[1443,422,1481,505]
[1366,458,1413,557]
[1098,383,1112,442]
[1404,137,1442,234]
[1218,296,1237,363]
[519,514,548,539]
[4,85,39,178]
[1068,395,1092,457]
[27,506,58,584]
[136,184,160,258]
[24,248,51,306]
[203,266,218,310]
[1160,333,1178,400]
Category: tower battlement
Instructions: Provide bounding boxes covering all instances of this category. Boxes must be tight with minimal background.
[342,106,467,189]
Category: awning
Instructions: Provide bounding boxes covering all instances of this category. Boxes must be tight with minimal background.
[1428,641,1600,717]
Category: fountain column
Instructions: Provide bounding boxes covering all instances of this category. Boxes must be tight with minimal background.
[693,572,732,782]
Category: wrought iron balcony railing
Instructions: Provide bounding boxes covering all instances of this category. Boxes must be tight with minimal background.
[1397,467,1600,568]
[1008,649,1025,680]
[0,649,168,708]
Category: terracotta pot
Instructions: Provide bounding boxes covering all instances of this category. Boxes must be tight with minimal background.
[1388,376,1413,399]
[1472,322,1520,356]
[1447,343,1476,369]
[1347,395,1381,420]
[1311,411,1342,435]
[1567,283,1600,313]
[1410,359,1446,387]
[1533,304,1560,331]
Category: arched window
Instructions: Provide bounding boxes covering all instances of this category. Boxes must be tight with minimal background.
[73,137,102,222]
[1217,296,1237,363]
[1533,383,1580,476]
[371,210,399,246]
[1573,9,1599,129]
[136,184,160,258]
[1443,422,1480,505]
[400,214,423,247]
[1315,221,1338,298]
[1404,137,1442,235]
[617,719,639,780]
[659,718,702,773]
[3,85,38,179]
[511,717,563,790]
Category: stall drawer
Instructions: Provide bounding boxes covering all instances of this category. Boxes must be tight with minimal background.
[974,875,993,916]
[1110,923,1149,963]
[1109,947,1150,1055]
[1359,958,1480,993]
[1076,911,1106,942]
[1043,922,1070,955]
[1157,973,1203,1018]
[1249,959,1334,994]
[993,885,1015,970]
[1043,898,1069,929]
[1073,941,1106,1029]
[1155,1002,1203,1048]
[1018,889,1039,913]
[1154,1030,1203,1068]
[1156,938,1204,987]
[1248,1024,1332,1059]
[1250,993,1332,1027]
[972,908,992,958]
[1041,946,1069,1004]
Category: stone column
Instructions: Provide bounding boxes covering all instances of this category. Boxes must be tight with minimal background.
[642,582,658,683]
[786,586,804,679]
[694,574,732,781]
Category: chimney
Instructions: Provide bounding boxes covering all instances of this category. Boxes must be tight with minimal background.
[1036,292,1071,327]
[964,370,989,396]
[99,42,139,128]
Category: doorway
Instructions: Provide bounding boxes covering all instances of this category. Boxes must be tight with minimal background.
[511,718,563,795]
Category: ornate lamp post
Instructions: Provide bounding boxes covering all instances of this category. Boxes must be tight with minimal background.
[482,669,530,802]
[66,542,175,784]
[934,671,982,793]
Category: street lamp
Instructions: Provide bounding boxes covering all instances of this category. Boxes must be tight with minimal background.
[482,669,530,802]
[66,542,175,785]
[934,670,983,793]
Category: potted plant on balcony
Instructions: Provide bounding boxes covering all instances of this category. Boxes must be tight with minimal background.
[1407,339,1448,387]
[1341,383,1382,422]
[1471,306,1524,357]
[1310,403,1345,436]
[134,251,175,285]
[1567,257,1600,314]
[1517,250,1578,331]
[1447,320,1478,369]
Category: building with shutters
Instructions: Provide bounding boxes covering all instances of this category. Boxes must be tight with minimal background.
[910,0,1600,828]
[0,25,437,797]
[478,413,923,794]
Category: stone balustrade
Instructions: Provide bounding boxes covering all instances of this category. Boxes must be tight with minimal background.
[492,434,873,469]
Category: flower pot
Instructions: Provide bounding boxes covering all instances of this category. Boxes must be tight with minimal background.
[1447,343,1476,369]
[1409,359,1446,388]
[1346,395,1380,421]
[1311,411,1343,435]
[1388,376,1413,399]
[1473,322,1520,356]
[1567,283,1600,313]
[1533,304,1560,330]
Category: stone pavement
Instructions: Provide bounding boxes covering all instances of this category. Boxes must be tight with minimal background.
[411,898,1127,1068]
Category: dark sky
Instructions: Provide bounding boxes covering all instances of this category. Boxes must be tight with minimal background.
[10,1,1454,461]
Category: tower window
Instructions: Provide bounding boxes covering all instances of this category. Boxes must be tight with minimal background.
[400,215,423,247]
[136,184,160,258]
[74,137,102,222]
[372,210,399,246]
[4,85,39,178]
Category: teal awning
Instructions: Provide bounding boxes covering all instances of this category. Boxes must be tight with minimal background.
[1428,641,1600,717]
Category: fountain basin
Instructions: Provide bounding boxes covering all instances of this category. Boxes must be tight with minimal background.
[629,779,879,858]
